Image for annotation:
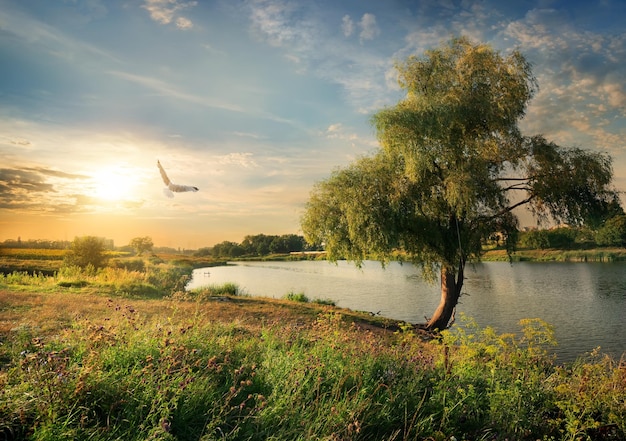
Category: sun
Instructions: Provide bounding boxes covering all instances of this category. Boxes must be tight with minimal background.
[91,167,139,202]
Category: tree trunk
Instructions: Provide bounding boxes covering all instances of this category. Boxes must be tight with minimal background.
[426,263,464,331]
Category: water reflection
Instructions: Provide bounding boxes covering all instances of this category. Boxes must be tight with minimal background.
[188,260,626,362]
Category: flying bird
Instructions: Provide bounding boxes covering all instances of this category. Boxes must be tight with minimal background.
[157,160,199,198]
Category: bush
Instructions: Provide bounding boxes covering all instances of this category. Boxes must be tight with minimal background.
[283,291,309,303]
[179,283,243,301]
[312,298,336,306]
[63,236,108,269]
[109,258,146,272]
[595,215,626,247]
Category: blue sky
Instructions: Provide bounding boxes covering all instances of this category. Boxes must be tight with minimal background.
[1,0,625,248]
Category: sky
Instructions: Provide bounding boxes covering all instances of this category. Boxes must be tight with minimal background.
[1,0,625,249]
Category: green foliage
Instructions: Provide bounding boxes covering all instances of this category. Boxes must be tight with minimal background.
[0,238,71,249]
[550,349,626,440]
[519,227,579,249]
[527,137,619,227]
[109,258,146,272]
[595,215,626,247]
[283,291,309,303]
[177,282,243,301]
[0,270,50,286]
[128,236,154,255]
[0,260,193,298]
[207,240,245,258]
[2,308,625,440]
[312,298,336,306]
[64,236,109,270]
[207,234,309,259]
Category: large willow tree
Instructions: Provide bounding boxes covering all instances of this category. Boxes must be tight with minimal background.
[301,37,620,331]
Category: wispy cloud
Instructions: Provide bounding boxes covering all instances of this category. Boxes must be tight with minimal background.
[142,0,197,29]
[358,13,380,42]
[324,123,378,150]
[342,15,354,37]
[107,70,246,113]
[341,13,381,43]
[108,70,300,127]
[217,152,259,168]
[246,2,394,113]
[247,0,307,47]
[0,7,120,63]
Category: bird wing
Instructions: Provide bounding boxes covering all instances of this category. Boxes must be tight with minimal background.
[157,160,199,196]
[157,160,171,186]
[168,183,199,193]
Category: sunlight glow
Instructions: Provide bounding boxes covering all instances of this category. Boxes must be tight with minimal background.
[91,167,139,202]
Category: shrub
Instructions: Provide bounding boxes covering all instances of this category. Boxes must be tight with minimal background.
[63,236,109,269]
[312,298,336,306]
[109,258,146,272]
[283,291,309,303]
[179,283,243,301]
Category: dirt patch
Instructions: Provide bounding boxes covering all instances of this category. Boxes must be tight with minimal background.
[0,289,410,340]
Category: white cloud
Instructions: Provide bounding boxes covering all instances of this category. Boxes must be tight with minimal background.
[341,14,354,37]
[142,0,196,29]
[0,7,120,63]
[489,6,626,158]
[217,152,258,168]
[323,123,378,150]
[244,2,397,114]
[359,13,380,42]
[601,78,626,108]
[248,0,300,47]
[176,16,193,30]
[326,123,343,135]
[107,70,245,112]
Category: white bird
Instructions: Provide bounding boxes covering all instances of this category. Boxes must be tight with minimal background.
[157,160,199,198]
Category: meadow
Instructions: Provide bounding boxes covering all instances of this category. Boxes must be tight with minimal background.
[0,253,625,440]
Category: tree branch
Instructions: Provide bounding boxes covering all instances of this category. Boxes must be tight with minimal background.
[478,195,536,223]
[501,183,532,192]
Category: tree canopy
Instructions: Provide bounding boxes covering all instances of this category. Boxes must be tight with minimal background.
[129,236,154,255]
[301,37,620,330]
[64,236,109,270]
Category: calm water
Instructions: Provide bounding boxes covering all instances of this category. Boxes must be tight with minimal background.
[188,260,626,362]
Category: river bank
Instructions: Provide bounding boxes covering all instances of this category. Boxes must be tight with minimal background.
[482,247,626,262]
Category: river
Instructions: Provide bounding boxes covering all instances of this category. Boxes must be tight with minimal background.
[187,260,626,362]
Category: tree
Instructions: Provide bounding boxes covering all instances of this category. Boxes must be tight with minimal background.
[595,215,626,247]
[301,37,620,331]
[64,236,109,269]
[129,236,154,255]
[270,234,306,254]
[211,241,245,258]
[241,234,273,256]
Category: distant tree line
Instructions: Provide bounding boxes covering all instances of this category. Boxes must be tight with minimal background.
[0,237,115,250]
[3,215,626,258]
[518,214,626,250]
[194,234,319,258]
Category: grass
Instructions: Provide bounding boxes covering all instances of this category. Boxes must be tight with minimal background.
[0,248,224,280]
[0,268,625,440]
[282,291,337,306]
[283,290,309,303]
[482,247,626,262]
